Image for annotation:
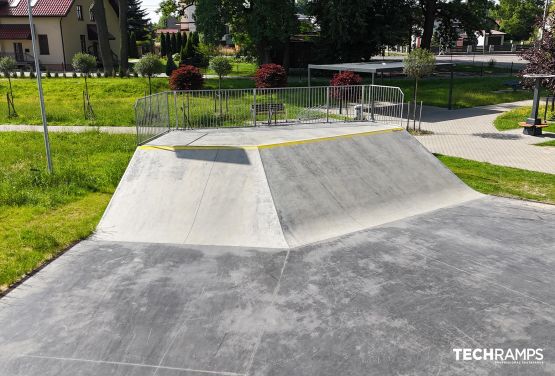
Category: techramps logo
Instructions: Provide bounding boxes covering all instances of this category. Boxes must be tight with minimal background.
[453,348,544,365]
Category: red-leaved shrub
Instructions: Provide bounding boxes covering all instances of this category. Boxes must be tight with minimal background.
[330,71,363,100]
[254,64,287,88]
[169,65,204,90]
[330,71,362,87]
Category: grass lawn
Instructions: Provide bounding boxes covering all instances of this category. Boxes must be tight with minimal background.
[0,75,534,127]
[536,140,555,147]
[0,131,135,292]
[493,106,555,133]
[437,155,555,204]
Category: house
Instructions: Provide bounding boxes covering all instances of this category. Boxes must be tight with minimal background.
[457,30,507,48]
[0,0,121,71]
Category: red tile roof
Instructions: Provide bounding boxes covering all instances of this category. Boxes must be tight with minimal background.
[0,0,74,17]
[0,24,31,39]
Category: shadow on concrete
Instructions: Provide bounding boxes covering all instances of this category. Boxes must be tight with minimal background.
[472,132,523,140]
[174,148,252,165]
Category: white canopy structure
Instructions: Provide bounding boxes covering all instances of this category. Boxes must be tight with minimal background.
[307,61,454,86]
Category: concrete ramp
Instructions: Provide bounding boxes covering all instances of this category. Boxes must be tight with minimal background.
[259,130,480,247]
[96,125,481,248]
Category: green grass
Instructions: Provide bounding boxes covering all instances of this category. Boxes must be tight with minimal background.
[494,106,555,133]
[437,155,555,204]
[0,75,535,127]
[203,61,258,77]
[536,140,555,147]
[0,132,135,291]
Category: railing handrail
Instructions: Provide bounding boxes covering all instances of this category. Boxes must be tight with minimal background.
[134,84,404,107]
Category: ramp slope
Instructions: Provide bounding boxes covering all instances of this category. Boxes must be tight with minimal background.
[260,130,481,247]
[97,127,480,248]
[96,147,289,248]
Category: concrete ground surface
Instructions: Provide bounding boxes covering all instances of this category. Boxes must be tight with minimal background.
[1,123,554,375]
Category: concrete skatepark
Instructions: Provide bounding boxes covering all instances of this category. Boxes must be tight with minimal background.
[0,123,554,375]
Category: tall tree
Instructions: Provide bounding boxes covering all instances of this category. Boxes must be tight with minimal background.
[119,0,129,74]
[195,0,297,65]
[419,0,494,50]
[492,0,543,41]
[93,0,114,73]
[160,33,167,57]
[128,0,150,40]
[520,13,555,92]
[171,33,178,54]
[129,31,138,58]
[310,0,411,62]
[176,32,183,54]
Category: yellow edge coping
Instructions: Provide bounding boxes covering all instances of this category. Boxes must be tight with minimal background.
[139,127,404,152]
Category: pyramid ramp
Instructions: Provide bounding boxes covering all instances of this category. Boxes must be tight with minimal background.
[95,124,481,248]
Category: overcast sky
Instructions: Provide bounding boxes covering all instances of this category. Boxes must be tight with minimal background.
[140,0,160,22]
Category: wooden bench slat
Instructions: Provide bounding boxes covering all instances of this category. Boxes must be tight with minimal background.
[518,122,549,128]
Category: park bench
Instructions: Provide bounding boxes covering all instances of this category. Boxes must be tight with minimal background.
[518,122,549,136]
[504,80,522,91]
[251,103,285,125]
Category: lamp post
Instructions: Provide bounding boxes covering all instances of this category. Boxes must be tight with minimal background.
[27,0,52,172]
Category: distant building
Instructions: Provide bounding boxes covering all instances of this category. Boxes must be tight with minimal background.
[0,0,121,71]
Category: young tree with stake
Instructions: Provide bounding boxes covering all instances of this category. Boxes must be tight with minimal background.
[404,48,435,129]
[72,53,98,119]
[0,56,17,117]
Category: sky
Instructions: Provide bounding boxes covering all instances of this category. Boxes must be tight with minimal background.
[140,0,160,22]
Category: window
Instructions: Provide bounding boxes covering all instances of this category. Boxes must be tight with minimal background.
[90,9,95,21]
[80,35,87,53]
[38,34,49,55]
[77,5,83,20]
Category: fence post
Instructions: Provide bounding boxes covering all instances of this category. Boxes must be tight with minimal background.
[326,86,330,123]
[361,85,366,121]
[174,91,179,129]
[166,92,171,131]
[253,88,257,127]
[370,86,375,121]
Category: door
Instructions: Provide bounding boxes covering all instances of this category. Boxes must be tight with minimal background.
[13,43,24,62]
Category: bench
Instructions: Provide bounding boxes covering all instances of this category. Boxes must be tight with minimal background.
[504,80,522,91]
[518,122,549,136]
[251,103,285,124]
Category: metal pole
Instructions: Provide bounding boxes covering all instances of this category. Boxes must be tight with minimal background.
[308,67,311,87]
[27,0,52,172]
[448,64,454,110]
[174,91,179,129]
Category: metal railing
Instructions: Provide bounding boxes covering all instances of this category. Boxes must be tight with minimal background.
[134,85,405,145]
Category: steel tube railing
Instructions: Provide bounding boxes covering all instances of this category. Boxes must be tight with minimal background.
[134,85,404,145]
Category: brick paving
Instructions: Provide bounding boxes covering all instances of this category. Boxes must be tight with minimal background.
[414,100,555,174]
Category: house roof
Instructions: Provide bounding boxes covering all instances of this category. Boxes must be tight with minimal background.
[0,0,118,17]
[0,0,74,17]
[0,23,31,39]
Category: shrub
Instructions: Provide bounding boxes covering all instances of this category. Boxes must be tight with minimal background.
[330,71,363,101]
[54,72,59,78]
[169,65,204,90]
[254,64,287,88]
[488,58,496,68]
[166,53,177,76]
[330,71,362,87]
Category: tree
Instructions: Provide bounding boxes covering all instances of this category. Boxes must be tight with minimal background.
[180,35,195,65]
[119,0,129,75]
[128,0,150,41]
[93,0,114,74]
[72,53,98,119]
[195,0,297,66]
[310,0,411,62]
[404,48,435,128]
[0,56,17,117]
[134,53,164,94]
[160,33,167,57]
[492,0,543,41]
[129,32,138,58]
[166,51,177,76]
[171,33,178,55]
[176,32,183,54]
[210,56,233,89]
[520,13,555,93]
[419,0,494,50]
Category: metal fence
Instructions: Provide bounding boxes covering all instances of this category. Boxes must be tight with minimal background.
[134,85,404,145]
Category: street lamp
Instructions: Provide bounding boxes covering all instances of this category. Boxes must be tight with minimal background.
[27,0,52,172]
